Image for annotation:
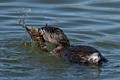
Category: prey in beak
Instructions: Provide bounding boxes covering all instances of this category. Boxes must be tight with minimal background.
[19,20,48,52]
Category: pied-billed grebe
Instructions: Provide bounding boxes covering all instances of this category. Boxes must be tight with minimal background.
[19,21,108,65]
[38,25,108,65]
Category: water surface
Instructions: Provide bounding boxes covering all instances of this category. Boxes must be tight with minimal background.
[0,0,120,80]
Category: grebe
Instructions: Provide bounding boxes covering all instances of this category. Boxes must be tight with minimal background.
[38,25,108,65]
[19,20,108,65]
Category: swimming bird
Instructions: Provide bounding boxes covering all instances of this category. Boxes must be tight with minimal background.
[19,21,108,65]
[39,25,108,65]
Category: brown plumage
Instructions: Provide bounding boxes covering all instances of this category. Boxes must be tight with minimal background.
[39,25,108,65]
[19,21,108,65]
[39,25,70,53]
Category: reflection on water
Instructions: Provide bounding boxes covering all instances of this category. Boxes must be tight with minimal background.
[0,0,120,80]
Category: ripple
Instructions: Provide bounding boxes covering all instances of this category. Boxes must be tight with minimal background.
[52,6,89,12]
[100,27,120,35]
[93,41,120,49]
[0,0,120,80]
[0,69,31,77]
[29,0,82,4]
[88,1,120,8]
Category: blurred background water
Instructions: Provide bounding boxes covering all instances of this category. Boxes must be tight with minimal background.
[0,0,120,80]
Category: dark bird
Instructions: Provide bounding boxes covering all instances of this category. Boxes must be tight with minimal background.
[19,20,108,65]
[38,25,108,65]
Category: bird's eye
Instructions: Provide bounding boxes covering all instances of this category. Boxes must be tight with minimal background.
[40,29,45,35]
